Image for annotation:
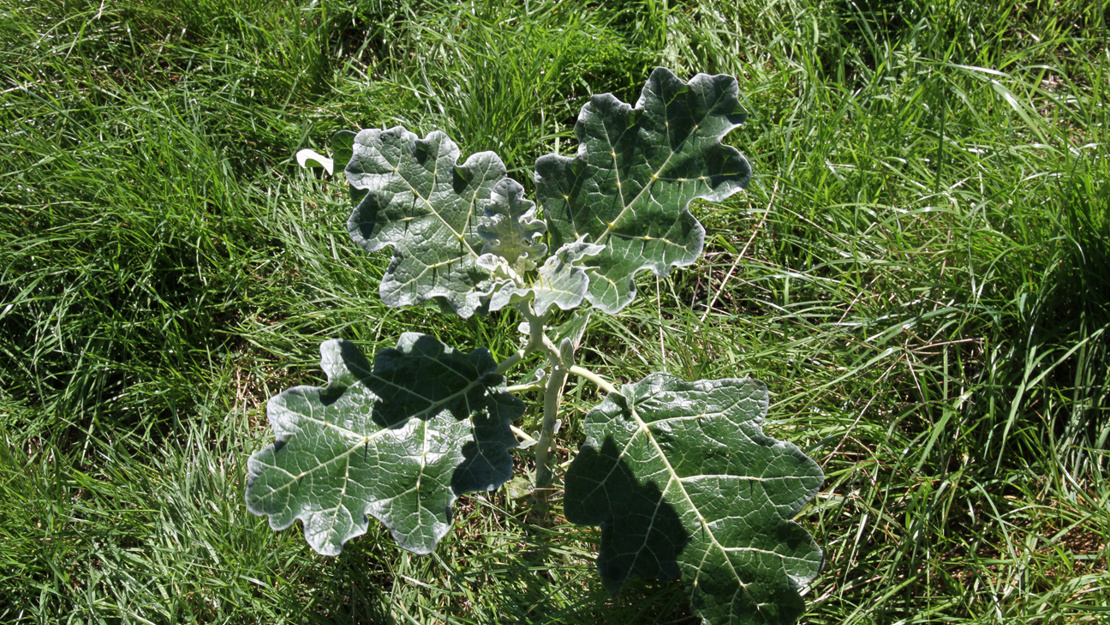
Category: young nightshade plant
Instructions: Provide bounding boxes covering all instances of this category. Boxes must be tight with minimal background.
[247,68,824,625]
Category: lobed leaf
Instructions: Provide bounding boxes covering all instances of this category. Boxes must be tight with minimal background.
[477,178,547,274]
[564,373,823,625]
[536,67,752,313]
[345,127,506,318]
[245,334,520,555]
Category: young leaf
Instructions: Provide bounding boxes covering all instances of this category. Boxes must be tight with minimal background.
[332,129,356,173]
[245,334,520,556]
[487,239,603,316]
[345,127,507,318]
[477,178,547,274]
[536,67,752,313]
[564,373,823,625]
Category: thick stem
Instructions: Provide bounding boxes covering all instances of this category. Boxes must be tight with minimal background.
[518,306,566,492]
[526,313,561,363]
[534,362,569,491]
[510,306,617,495]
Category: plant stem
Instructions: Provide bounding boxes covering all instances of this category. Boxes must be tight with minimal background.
[510,424,538,446]
[495,348,527,375]
[506,382,544,394]
[516,305,567,494]
[513,307,616,494]
[568,365,618,394]
[534,360,568,491]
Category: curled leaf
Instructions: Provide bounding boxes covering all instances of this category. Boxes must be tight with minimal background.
[295,149,334,173]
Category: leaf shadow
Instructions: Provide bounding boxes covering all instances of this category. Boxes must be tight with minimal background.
[564,436,691,595]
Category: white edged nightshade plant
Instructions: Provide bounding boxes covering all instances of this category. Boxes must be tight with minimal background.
[247,68,824,625]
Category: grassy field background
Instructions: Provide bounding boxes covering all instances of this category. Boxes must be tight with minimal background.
[2,0,1108,623]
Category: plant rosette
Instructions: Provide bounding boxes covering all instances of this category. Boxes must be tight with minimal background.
[247,67,824,625]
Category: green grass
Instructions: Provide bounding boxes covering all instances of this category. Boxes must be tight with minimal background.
[2,0,1108,622]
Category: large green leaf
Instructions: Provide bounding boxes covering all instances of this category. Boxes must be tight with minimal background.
[346,127,507,318]
[564,373,823,625]
[245,334,520,555]
[535,67,752,313]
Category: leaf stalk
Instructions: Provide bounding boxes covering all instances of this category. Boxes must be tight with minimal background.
[568,365,617,395]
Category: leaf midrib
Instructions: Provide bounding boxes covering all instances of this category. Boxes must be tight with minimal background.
[590,84,732,249]
[624,394,748,596]
[254,371,485,503]
[391,139,482,261]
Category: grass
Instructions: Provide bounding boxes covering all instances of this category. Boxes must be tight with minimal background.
[1,0,1108,622]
